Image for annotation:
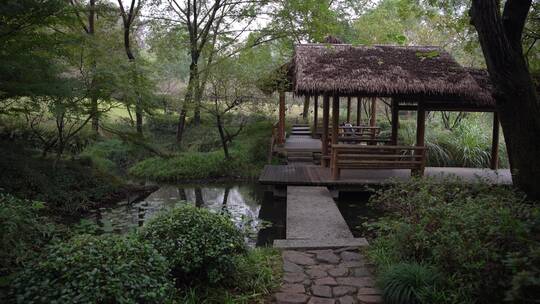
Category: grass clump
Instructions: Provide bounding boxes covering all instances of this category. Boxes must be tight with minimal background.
[379,262,441,304]
[367,177,540,304]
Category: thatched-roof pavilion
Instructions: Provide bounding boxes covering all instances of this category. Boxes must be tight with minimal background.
[261,41,501,175]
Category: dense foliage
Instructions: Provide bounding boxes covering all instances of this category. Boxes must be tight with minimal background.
[0,194,56,277]
[10,234,175,304]
[367,178,540,303]
[0,142,123,215]
[139,206,247,285]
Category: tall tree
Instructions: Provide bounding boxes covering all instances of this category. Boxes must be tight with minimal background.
[117,0,144,135]
[69,0,100,133]
[153,0,269,144]
[469,0,540,199]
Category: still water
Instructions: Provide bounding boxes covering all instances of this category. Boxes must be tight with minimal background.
[89,183,286,247]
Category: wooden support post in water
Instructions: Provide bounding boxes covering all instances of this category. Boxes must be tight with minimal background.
[321,95,330,167]
[331,96,340,179]
[346,97,351,123]
[313,96,319,137]
[278,91,286,145]
[356,97,362,126]
[491,112,500,170]
[391,99,399,145]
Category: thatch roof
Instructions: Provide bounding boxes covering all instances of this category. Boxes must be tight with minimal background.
[291,44,493,105]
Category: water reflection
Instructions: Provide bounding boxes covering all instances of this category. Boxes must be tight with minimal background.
[90,183,285,247]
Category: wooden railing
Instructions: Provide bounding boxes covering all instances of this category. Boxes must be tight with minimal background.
[330,144,427,179]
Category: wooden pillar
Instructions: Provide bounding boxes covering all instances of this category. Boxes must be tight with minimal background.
[278,91,286,145]
[370,97,377,127]
[302,95,310,120]
[332,96,340,145]
[331,96,340,179]
[416,106,426,147]
[391,99,399,145]
[490,112,500,170]
[313,95,319,137]
[356,97,362,126]
[346,97,351,123]
[321,95,330,167]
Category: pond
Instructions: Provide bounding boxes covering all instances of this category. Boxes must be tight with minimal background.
[89,183,383,246]
[88,182,286,247]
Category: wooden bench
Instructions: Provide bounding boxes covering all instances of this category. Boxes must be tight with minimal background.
[330,144,427,179]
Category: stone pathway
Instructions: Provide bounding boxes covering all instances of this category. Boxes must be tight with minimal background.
[274,248,382,304]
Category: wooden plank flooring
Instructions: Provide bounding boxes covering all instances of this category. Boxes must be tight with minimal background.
[259,165,513,186]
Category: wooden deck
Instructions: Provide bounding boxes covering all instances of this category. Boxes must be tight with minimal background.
[259,165,512,186]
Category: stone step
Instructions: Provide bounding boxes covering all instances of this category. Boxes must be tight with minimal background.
[273,238,369,249]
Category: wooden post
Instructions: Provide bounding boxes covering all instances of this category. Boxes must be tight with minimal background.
[331,96,340,178]
[414,105,426,176]
[491,112,500,170]
[302,95,310,121]
[369,98,377,143]
[313,95,319,137]
[278,91,286,145]
[356,97,362,126]
[321,95,330,167]
[346,97,351,123]
[391,99,399,145]
[416,106,426,147]
[370,97,377,127]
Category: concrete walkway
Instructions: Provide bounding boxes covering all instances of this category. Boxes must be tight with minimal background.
[274,187,368,249]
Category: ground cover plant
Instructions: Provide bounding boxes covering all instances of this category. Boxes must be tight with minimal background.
[366,178,540,304]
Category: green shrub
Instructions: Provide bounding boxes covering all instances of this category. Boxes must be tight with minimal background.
[379,263,441,304]
[0,194,56,276]
[80,139,135,173]
[368,178,540,303]
[10,234,175,304]
[139,206,247,285]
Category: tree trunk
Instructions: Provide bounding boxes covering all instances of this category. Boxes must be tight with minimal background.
[471,0,540,199]
[135,102,143,135]
[91,96,99,133]
[176,57,199,144]
[216,113,229,159]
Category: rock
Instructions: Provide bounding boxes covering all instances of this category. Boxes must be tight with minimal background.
[284,272,307,283]
[315,250,340,264]
[357,288,379,295]
[314,277,338,286]
[338,295,357,304]
[336,277,374,288]
[308,264,334,271]
[332,286,357,297]
[328,267,349,277]
[275,292,309,304]
[284,251,317,266]
[339,261,364,268]
[351,267,370,277]
[334,247,359,253]
[281,284,306,294]
[340,251,362,262]
[308,297,336,304]
[284,261,305,273]
[311,285,332,298]
[306,268,328,279]
[357,295,382,304]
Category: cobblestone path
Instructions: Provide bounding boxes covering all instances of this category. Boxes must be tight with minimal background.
[273,248,382,304]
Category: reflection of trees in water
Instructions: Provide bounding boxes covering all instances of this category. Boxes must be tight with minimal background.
[178,188,187,201]
[195,187,203,207]
[222,187,230,209]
